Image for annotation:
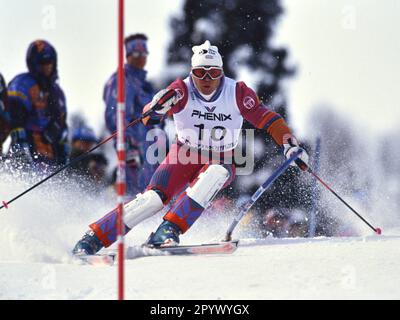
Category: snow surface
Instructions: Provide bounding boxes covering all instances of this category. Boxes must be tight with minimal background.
[0,170,399,300]
[1,235,400,300]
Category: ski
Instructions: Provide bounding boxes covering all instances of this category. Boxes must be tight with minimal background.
[74,253,116,266]
[148,240,240,255]
[74,240,239,265]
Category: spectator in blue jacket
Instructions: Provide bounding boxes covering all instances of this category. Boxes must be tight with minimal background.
[103,33,156,197]
[7,40,68,168]
[0,73,10,156]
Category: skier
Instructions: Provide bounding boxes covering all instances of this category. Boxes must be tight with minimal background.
[0,73,10,156]
[103,33,156,197]
[7,40,68,167]
[73,40,309,255]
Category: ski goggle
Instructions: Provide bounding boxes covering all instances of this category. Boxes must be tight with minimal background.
[191,67,223,80]
[125,38,148,56]
[131,51,148,58]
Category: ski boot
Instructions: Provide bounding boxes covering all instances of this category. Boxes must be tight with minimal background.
[72,230,104,255]
[145,220,181,247]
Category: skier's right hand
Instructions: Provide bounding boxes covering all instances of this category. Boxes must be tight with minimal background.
[150,88,179,115]
[9,128,33,165]
[283,135,309,171]
[142,88,179,125]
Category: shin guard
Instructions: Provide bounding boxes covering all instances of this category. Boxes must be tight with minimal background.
[90,189,164,247]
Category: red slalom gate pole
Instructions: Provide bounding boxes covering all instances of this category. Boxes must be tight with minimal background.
[116,0,125,300]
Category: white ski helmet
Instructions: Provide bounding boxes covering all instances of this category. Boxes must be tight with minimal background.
[191,40,223,68]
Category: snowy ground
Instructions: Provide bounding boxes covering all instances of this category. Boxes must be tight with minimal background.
[0,170,399,300]
[1,235,400,300]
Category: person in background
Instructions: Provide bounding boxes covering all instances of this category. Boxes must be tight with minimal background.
[69,126,108,188]
[103,33,156,197]
[7,40,68,169]
[0,73,10,156]
[262,209,308,238]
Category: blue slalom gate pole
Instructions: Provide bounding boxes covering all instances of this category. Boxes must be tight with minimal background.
[224,149,303,241]
[309,137,321,237]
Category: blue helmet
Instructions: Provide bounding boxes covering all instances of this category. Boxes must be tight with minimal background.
[26,40,58,82]
[72,126,97,143]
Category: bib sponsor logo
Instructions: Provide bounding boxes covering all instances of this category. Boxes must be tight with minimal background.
[191,109,232,121]
[205,106,216,113]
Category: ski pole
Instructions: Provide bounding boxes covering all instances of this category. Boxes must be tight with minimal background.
[0,89,176,211]
[224,149,303,241]
[303,164,382,235]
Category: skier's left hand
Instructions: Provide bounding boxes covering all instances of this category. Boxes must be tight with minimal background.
[283,136,309,171]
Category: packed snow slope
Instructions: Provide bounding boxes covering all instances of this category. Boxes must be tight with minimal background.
[0,171,399,300]
[1,236,400,300]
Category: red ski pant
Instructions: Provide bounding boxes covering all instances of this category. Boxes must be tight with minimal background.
[90,143,235,246]
[147,143,236,203]
[147,143,235,232]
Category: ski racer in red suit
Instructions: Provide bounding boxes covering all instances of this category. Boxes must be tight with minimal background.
[72,40,309,255]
